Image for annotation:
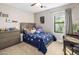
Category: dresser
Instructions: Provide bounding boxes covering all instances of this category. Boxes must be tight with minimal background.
[63,35,79,55]
[0,31,20,50]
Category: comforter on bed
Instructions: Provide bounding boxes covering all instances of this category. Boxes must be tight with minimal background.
[23,32,56,54]
[34,32,56,45]
[23,33,47,54]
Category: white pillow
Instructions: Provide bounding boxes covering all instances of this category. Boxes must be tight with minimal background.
[31,29,36,33]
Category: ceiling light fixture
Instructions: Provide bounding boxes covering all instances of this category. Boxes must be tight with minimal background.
[31,3,46,8]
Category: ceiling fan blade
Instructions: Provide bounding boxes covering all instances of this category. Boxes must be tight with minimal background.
[31,3,36,6]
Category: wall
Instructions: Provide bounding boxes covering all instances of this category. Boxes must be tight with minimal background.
[0,4,34,30]
[34,3,79,42]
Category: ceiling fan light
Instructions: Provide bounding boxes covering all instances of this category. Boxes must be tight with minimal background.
[40,5,43,8]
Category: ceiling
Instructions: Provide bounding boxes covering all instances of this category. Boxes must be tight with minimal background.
[5,3,68,13]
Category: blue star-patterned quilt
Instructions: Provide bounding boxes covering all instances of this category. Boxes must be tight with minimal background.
[23,31,56,54]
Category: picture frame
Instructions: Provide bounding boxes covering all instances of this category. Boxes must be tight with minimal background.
[0,12,8,17]
[40,16,45,24]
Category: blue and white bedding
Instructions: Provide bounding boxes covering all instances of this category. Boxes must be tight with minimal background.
[34,32,56,45]
[23,27,56,54]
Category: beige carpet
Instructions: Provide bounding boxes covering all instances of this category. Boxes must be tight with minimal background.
[0,41,63,55]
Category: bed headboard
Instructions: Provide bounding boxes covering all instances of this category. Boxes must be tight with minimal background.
[20,23,36,33]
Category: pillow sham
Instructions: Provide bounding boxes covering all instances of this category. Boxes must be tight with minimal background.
[36,26,44,33]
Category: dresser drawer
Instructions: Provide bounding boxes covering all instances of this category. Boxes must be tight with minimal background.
[0,31,20,50]
[0,38,20,50]
[0,36,19,44]
[0,32,19,39]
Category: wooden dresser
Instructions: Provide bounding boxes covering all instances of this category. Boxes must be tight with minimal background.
[63,35,79,55]
[0,31,20,50]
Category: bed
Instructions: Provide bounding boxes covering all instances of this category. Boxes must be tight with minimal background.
[20,23,56,54]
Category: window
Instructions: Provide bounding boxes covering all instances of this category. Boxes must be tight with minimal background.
[54,12,65,33]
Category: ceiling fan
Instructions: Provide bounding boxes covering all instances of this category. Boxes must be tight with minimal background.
[31,3,46,8]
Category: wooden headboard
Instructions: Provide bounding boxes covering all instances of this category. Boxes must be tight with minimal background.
[20,23,36,33]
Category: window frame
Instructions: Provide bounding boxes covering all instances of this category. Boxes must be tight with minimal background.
[54,11,65,33]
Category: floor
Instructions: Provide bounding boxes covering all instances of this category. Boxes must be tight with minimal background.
[0,41,64,55]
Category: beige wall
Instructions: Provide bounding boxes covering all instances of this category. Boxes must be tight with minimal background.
[34,3,79,42]
[72,5,79,24]
[0,4,34,30]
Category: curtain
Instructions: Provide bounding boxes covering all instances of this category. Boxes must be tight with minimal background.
[65,8,73,35]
